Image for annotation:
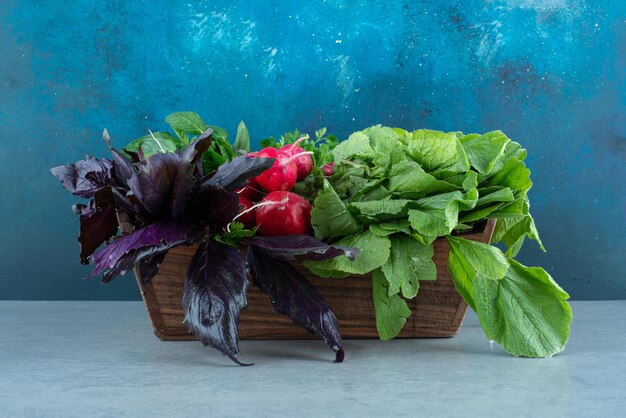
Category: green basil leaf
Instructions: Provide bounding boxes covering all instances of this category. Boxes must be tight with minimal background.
[124,132,179,157]
[165,112,207,135]
[208,125,229,143]
[233,120,251,153]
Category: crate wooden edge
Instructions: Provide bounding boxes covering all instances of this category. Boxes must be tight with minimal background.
[117,210,495,341]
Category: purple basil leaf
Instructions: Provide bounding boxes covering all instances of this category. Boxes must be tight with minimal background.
[111,188,136,215]
[251,235,359,261]
[185,184,240,232]
[127,153,195,218]
[50,156,112,198]
[138,252,167,284]
[77,201,119,264]
[183,240,251,366]
[247,247,344,362]
[92,187,116,208]
[123,148,143,163]
[72,203,88,214]
[102,129,135,188]
[180,128,213,164]
[89,219,192,282]
[111,152,134,188]
[204,155,274,191]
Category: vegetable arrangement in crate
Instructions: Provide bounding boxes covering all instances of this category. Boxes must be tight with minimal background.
[51,112,572,365]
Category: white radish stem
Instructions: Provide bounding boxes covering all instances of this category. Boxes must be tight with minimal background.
[291,135,310,147]
[284,151,314,166]
[236,186,265,196]
[227,198,289,232]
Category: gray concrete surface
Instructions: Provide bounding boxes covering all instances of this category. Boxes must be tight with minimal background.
[1,301,624,417]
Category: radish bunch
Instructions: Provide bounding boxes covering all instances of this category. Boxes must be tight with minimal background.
[234,139,314,236]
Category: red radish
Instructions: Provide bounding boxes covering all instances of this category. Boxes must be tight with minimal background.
[280,137,313,181]
[254,147,312,192]
[322,162,334,176]
[235,178,263,202]
[256,191,312,236]
[247,151,259,158]
[237,196,256,229]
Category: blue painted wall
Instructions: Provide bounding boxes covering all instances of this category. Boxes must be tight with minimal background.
[1,1,624,300]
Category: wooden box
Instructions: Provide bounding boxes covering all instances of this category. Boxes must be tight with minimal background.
[122,217,495,340]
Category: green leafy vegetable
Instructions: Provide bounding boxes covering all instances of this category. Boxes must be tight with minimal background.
[348,199,412,223]
[215,222,256,247]
[491,213,545,256]
[124,132,180,157]
[369,220,412,237]
[460,131,509,175]
[310,180,360,242]
[333,131,375,163]
[447,236,509,281]
[307,124,570,357]
[405,129,470,177]
[408,191,477,244]
[304,230,390,276]
[165,111,208,135]
[233,121,251,153]
[387,160,457,197]
[448,249,572,358]
[372,269,411,340]
[381,236,436,298]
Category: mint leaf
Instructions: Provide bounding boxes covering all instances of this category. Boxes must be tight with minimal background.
[447,236,509,281]
[310,180,360,242]
[233,120,251,153]
[372,268,411,340]
[304,230,390,276]
[382,236,436,298]
[165,112,207,135]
